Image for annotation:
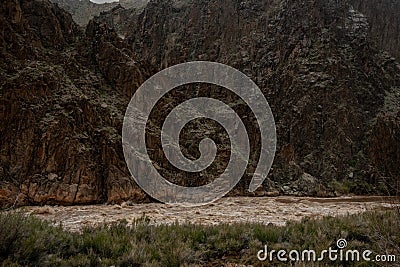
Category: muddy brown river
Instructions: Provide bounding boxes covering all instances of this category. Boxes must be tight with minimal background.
[19,196,399,232]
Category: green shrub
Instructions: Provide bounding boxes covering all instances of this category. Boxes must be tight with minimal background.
[0,209,398,266]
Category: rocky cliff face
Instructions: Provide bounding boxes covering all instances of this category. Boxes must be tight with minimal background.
[0,0,399,207]
[350,0,400,61]
[0,0,150,207]
[126,0,400,196]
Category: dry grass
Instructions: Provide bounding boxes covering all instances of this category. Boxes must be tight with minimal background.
[0,208,398,266]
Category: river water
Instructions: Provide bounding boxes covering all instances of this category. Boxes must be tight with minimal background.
[20,196,399,232]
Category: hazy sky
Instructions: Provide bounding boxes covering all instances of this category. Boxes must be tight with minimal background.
[89,0,119,3]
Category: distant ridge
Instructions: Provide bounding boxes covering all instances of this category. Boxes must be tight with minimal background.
[50,0,149,26]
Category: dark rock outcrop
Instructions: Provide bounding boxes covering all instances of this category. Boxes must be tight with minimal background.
[350,0,400,61]
[126,0,400,195]
[0,0,399,207]
[0,0,150,207]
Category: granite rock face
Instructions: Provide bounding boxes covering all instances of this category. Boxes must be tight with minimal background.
[125,0,400,195]
[0,0,149,207]
[0,0,399,207]
[350,0,400,61]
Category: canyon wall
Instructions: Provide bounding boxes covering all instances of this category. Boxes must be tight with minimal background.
[0,0,399,207]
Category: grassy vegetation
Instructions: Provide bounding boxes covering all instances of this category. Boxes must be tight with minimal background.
[0,209,398,266]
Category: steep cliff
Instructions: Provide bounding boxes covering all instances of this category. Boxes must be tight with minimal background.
[0,0,150,207]
[350,0,400,61]
[126,0,400,195]
[0,0,399,207]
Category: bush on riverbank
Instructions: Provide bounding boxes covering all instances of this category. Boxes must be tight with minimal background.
[0,209,398,266]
